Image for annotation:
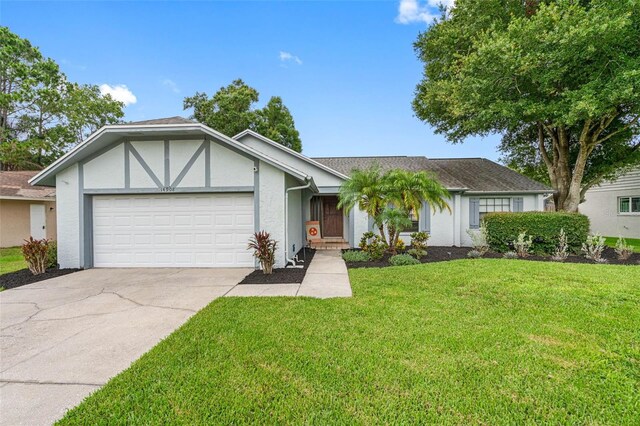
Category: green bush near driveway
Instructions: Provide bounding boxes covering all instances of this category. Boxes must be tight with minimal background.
[342,250,371,262]
[59,260,640,425]
[484,212,589,254]
[389,253,420,266]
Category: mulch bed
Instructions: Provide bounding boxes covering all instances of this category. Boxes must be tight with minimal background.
[239,248,316,284]
[0,268,81,290]
[345,246,640,269]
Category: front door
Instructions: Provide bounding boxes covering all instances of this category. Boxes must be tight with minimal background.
[322,196,343,237]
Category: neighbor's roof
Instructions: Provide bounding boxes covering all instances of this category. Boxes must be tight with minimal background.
[312,156,550,193]
[125,116,194,125]
[1,171,56,200]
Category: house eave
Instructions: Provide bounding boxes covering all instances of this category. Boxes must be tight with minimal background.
[0,195,56,202]
[463,189,551,195]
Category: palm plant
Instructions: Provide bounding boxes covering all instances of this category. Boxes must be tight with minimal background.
[338,165,389,245]
[383,169,451,217]
[338,167,451,253]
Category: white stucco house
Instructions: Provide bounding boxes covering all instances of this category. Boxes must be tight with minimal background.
[579,167,640,239]
[30,117,550,269]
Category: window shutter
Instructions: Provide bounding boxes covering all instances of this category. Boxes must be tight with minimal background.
[469,198,480,229]
[421,201,431,232]
[513,197,523,212]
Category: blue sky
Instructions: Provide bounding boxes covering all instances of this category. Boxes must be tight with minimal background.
[2,0,501,160]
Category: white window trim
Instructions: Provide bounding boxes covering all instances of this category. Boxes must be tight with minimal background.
[617,196,640,215]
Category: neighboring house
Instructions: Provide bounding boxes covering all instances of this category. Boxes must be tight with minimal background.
[1,171,57,247]
[579,167,640,238]
[30,117,550,269]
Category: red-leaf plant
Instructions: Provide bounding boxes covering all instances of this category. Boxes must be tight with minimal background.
[22,237,50,275]
[247,231,277,274]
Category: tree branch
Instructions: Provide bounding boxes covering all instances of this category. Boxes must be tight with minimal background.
[595,114,640,145]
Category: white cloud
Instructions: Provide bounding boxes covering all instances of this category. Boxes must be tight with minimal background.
[162,79,180,94]
[395,0,454,25]
[279,51,303,65]
[99,84,137,106]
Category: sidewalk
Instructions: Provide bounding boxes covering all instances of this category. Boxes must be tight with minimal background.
[225,250,352,298]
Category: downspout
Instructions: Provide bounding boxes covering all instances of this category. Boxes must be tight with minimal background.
[285,178,312,268]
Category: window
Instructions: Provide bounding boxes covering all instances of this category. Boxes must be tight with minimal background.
[618,196,640,214]
[479,198,511,221]
[407,209,419,233]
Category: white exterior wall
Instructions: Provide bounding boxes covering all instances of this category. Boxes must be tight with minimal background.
[352,207,369,245]
[56,164,80,268]
[84,144,125,189]
[580,169,640,238]
[286,175,304,260]
[82,139,254,191]
[259,161,286,267]
[429,196,455,246]
[237,134,344,187]
[211,143,253,187]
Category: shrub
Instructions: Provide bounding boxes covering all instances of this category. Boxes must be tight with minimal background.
[395,238,406,252]
[582,234,607,263]
[503,251,518,259]
[466,223,489,256]
[342,250,371,262]
[389,253,420,266]
[407,248,427,259]
[359,232,386,260]
[551,228,569,262]
[513,231,533,258]
[248,231,277,274]
[615,236,633,261]
[466,250,482,259]
[484,212,589,254]
[47,241,57,268]
[410,231,429,252]
[22,237,49,275]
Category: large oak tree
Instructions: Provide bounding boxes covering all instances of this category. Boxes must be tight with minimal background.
[413,0,640,211]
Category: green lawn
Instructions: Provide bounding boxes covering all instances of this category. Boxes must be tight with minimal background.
[60,260,640,425]
[605,236,640,252]
[0,246,26,275]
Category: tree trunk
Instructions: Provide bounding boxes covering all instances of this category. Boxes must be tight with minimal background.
[377,224,388,246]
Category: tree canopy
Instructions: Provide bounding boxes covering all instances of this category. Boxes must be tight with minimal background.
[0,27,124,170]
[183,79,303,152]
[413,0,640,211]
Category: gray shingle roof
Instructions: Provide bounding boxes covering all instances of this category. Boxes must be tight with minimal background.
[312,156,550,192]
[125,116,194,125]
[1,171,56,199]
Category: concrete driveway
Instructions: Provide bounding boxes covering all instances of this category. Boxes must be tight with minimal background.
[0,267,250,425]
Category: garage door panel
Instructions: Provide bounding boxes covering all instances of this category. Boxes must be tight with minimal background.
[93,193,254,267]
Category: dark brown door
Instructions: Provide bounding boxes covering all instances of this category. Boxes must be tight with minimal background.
[322,196,343,237]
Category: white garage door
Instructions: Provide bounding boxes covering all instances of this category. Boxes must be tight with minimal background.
[93,193,254,267]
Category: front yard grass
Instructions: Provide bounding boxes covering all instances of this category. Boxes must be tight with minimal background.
[605,236,640,252]
[0,247,26,275]
[60,260,640,425]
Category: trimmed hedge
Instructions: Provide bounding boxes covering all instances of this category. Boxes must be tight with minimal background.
[483,212,589,254]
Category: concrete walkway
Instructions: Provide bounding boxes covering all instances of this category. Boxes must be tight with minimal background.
[225,250,352,298]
